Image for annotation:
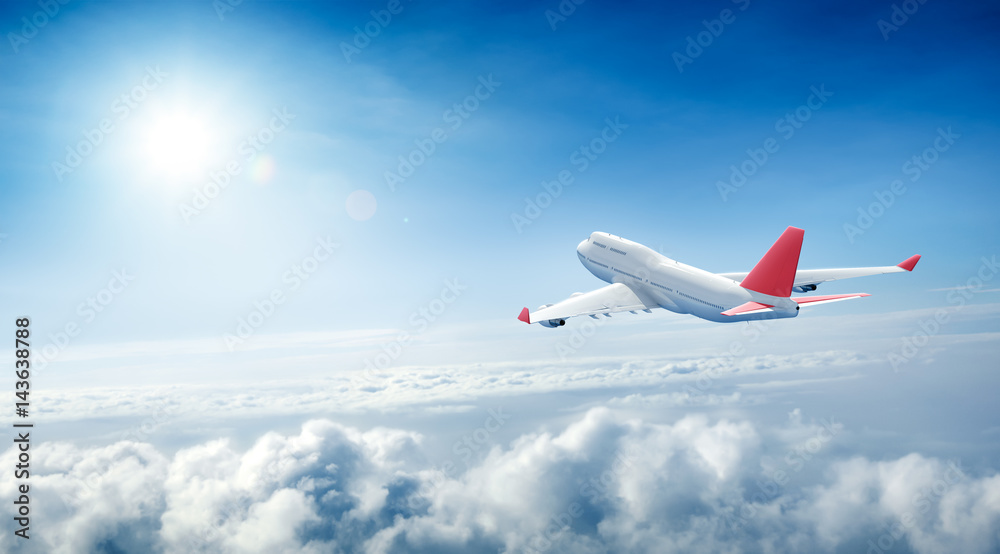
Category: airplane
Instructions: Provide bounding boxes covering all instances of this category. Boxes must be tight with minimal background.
[518,227,920,327]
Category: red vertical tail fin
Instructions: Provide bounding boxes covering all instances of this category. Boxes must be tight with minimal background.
[739,226,804,298]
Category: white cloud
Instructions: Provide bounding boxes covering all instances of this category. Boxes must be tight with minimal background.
[790,454,1000,554]
[30,350,865,425]
[3,409,999,553]
[4,304,998,552]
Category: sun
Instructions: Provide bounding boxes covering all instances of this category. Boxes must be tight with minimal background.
[139,107,219,185]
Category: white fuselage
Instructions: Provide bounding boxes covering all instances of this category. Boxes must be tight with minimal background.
[576,232,798,323]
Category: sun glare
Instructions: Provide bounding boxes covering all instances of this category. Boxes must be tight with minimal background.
[140,108,219,185]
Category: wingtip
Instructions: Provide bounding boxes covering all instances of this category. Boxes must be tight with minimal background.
[897,254,921,272]
[517,307,531,324]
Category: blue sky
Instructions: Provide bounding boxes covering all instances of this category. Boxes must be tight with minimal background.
[1,1,999,553]
[2,0,997,342]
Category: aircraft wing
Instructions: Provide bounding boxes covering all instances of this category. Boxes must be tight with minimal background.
[718,255,920,291]
[518,283,657,325]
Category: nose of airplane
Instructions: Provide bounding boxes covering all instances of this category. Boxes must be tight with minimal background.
[577,239,588,255]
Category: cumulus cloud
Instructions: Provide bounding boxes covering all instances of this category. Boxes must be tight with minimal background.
[2,409,998,553]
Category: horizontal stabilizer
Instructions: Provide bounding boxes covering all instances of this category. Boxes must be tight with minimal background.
[793,293,870,308]
[721,301,775,316]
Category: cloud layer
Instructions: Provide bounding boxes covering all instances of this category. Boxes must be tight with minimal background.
[3,408,998,554]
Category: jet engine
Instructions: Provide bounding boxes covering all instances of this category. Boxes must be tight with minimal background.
[534,304,566,328]
[792,284,818,293]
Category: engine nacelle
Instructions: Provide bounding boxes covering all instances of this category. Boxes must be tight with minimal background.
[533,304,565,327]
[792,284,818,293]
